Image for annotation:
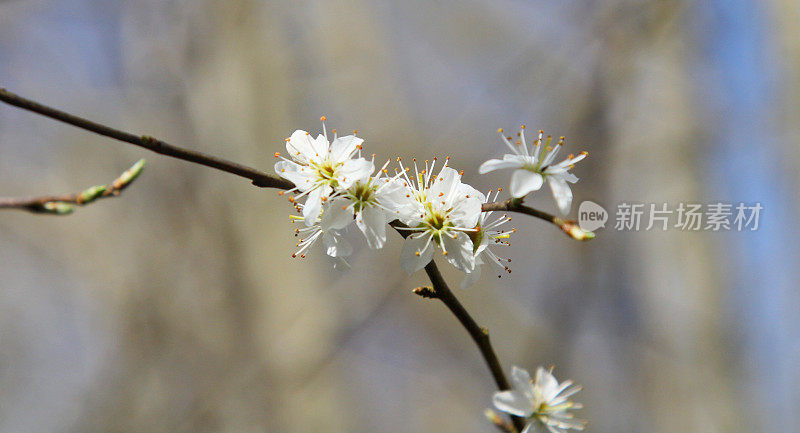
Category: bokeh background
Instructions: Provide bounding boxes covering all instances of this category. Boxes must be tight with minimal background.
[1,1,799,432]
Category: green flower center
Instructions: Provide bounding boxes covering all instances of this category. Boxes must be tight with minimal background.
[532,400,575,418]
[349,182,376,213]
[312,160,338,179]
[422,202,450,231]
[309,159,341,189]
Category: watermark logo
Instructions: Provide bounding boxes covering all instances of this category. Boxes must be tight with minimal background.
[576,201,762,232]
[578,200,608,232]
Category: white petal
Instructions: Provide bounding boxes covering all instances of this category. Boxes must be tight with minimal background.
[400,233,434,274]
[323,230,352,257]
[511,366,536,399]
[543,166,579,184]
[321,197,354,230]
[286,130,317,162]
[510,169,544,198]
[547,176,573,215]
[337,158,374,189]
[457,182,486,203]
[479,157,524,174]
[378,180,418,220]
[274,159,300,176]
[356,206,387,249]
[329,135,364,161]
[503,153,531,163]
[429,167,461,203]
[302,186,326,225]
[442,231,476,272]
[459,263,482,289]
[520,422,536,433]
[274,160,314,191]
[561,172,579,184]
[535,367,560,400]
[542,165,568,175]
[312,134,330,155]
[492,390,535,418]
[449,196,482,228]
[397,203,426,226]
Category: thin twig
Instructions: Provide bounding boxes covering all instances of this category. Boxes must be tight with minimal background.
[482,198,595,241]
[0,159,146,214]
[422,260,526,432]
[0,88,293,189]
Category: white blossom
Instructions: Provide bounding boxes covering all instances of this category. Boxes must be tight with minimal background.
[460,189,514,289]
[479,126,587,215]
[289,211,352,261]
[275,117,373,224]
[321,160,411,249]
[493,366,585,433]
[394,158,483,274]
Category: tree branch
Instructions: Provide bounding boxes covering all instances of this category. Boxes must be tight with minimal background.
[0,87,580,431]
[0,87,587,228]
[394,222,522,431]
[0,88,293,189]
[0,159,146,214]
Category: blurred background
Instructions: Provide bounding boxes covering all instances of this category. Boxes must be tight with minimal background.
[1,0,798,432]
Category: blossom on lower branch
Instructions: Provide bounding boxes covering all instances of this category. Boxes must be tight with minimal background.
[493,366,585,433]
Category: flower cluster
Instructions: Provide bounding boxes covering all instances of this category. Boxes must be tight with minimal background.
[274,120,587,284]
[493,366,585,433]
[274,118,514,285]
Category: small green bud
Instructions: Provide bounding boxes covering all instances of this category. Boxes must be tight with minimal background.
[42,202,75,215]
[77,185,107,204]
[111,159,146,191]
[559,220,595,241]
